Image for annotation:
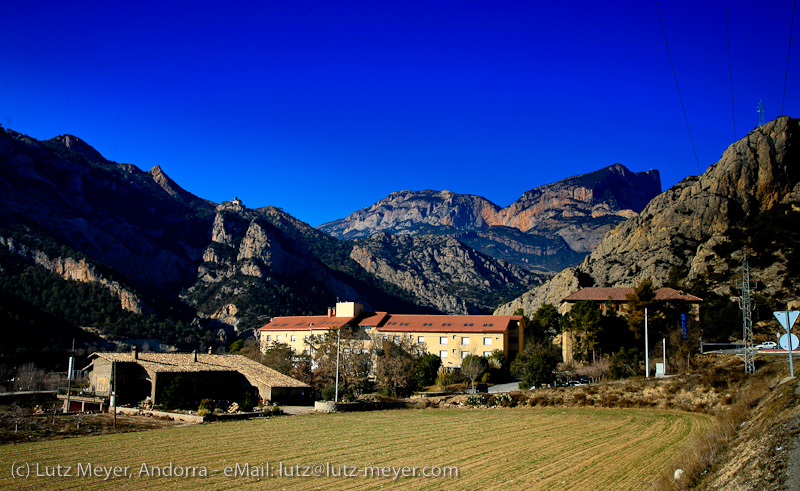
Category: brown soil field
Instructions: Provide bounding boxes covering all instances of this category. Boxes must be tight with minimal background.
[0,407,711,491]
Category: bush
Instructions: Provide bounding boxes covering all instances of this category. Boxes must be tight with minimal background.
[413,353,442,388]
[435,369,459,387]
[197,399,214,416]
[609,348,640,379]
[512,344,560,388]
[320,384,336,401]
[465,394,488,406]
[491,393,513,407]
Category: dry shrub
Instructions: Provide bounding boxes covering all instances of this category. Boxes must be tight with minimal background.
[528,395,544,407]
[573,392,587,405]
[651,363,777,491]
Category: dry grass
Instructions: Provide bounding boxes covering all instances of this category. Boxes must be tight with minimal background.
[0,407,710,490]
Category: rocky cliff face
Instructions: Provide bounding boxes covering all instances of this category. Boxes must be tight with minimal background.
[348,232,543,314]
[0,234,150,314]
[496,116,800,317]
[0,129,214,289]
[319,164,661,272]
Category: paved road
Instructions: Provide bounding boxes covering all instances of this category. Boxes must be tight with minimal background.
[489,381,523,393]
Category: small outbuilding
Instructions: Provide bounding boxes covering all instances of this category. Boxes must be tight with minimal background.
[85,350,311,409]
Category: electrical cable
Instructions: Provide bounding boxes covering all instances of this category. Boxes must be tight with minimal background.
[654,0,703,174]
[725,0,736,141]
[782,0,797,115]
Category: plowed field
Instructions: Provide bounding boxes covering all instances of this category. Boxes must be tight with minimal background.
[0,408,711,490]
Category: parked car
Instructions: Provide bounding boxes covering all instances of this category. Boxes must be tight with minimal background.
[755,341,777,350]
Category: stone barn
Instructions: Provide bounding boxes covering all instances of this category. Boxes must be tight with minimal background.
[86,350,311,408]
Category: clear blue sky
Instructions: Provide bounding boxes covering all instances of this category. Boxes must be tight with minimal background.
[2,1,796,226]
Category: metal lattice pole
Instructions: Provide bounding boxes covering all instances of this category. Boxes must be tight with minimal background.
[738,254,755,374]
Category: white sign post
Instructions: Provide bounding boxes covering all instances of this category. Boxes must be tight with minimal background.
[773,311,798,378]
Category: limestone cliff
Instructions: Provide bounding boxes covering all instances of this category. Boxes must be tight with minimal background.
[349,233,542,314]
[0,234,150,314]
[319,164,661,272]
[496,116,800,317]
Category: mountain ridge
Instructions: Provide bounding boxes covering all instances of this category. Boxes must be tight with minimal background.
[496,116,800,317]
[319,164,661,272]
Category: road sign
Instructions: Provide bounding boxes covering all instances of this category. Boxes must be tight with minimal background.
[779,333,799,351]
[773,311,799,332]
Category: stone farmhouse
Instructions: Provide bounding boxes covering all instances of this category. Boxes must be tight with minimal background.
[258,302,525,370]
[83,350,311,409]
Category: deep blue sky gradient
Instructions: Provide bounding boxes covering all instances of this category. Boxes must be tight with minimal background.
[1,1,797,226]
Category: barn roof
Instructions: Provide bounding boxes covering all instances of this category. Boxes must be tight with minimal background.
[89,352,309,388]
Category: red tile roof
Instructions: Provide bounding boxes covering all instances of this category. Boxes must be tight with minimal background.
[562,287,702,303]
[258,315,357,331]
[357,312,390,327]
[376,314,522,333]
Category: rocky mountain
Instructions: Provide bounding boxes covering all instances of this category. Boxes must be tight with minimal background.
[0,130,215,290]
[0,127,543,355]
[348,233,543,314]
[319,164,661,272]
[496,116,800,317]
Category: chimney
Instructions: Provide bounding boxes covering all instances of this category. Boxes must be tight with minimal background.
[327,307,334,317]
[192,350,198,362]
[132,346,138,360]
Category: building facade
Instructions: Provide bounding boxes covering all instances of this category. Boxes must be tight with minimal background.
[558,287,703,363]
[258,302,525,369]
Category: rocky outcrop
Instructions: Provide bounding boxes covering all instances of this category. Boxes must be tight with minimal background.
[0,234,150,314]
[349,233,542,314]
[319,164,661,272]
[496,116,800,317]
[0,128,214,289]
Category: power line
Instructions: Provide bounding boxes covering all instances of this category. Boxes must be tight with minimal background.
[725,0,736,141]
[783,0,797,115]
[654,0,703,174]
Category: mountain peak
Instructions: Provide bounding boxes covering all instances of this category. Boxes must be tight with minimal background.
[48,134,105,162]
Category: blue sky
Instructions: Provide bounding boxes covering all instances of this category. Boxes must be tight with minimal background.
[1,1,797,226]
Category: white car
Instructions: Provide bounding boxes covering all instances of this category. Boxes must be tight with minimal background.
[755,341,777,350]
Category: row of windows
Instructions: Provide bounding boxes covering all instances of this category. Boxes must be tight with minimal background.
[264,333,500,347]
[435,336,494,346]
[439,350,493,359]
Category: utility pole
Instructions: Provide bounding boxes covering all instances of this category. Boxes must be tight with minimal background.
[64,339,74,413]
[737,254,756,374]
[757,100,767,126]
[334,328,341,402]
[112,360,117,428]
[645,308,650,378]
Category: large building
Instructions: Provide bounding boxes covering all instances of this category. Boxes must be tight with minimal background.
[558,287,703,363]
[83,350,311,409]
[258,302,525,369]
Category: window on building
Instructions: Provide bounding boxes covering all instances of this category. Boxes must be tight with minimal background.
[484,351,492,357]
[461,337,470,345]
[440,336,448,344]
[440,350,448,358]
[266,335,272,341]
[461,351,469,359]
[418,336,425,344]
[484,337,491,346]
[291,335,296,342]
[304,335,309,341]
[276,335,282,342]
